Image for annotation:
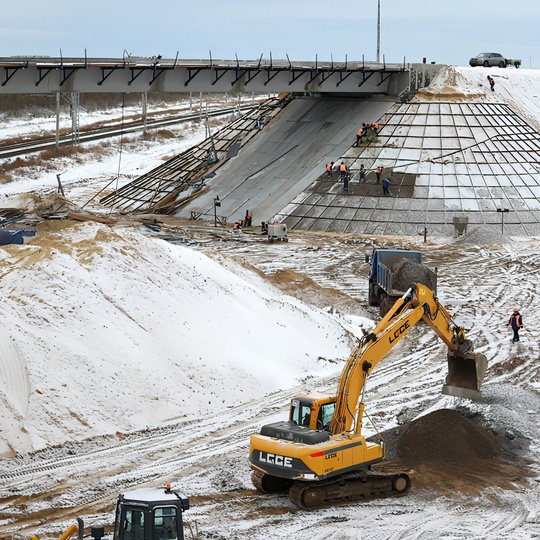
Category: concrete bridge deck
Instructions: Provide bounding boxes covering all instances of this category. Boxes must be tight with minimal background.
[0,56,440,96]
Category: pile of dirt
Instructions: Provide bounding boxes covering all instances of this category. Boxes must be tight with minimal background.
[263,268,363,313]
[391,259,436,292]
[389,409,532,495]
[397,409,506,465]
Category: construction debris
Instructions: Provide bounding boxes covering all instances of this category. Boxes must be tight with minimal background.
[67,211,117,225]
[99,95,292,215]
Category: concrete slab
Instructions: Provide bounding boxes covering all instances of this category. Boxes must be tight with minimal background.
[177,96,395,224]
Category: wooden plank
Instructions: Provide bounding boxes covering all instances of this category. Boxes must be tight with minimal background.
[67,211,117,224]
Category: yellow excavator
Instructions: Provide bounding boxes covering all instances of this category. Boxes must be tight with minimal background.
[249,282,488,509]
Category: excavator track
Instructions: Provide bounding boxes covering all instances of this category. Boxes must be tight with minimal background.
[288,470,411,510]
[251,470,294,494]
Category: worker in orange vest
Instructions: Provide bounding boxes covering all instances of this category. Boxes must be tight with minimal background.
[325,161,334,177]
[375,165,384,183]
[355,126,364,146]
[339,162,348,182]
[508,308,523,342]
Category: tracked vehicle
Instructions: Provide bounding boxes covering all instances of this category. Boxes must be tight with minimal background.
[249,282,488,509]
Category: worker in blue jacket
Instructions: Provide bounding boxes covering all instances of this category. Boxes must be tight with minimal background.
[382,176,391,196]
[508,308,523,342]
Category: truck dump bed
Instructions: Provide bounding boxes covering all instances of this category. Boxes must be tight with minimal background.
[371,249,422,294]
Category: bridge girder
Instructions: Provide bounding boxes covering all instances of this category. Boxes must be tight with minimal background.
[0,56,438,96]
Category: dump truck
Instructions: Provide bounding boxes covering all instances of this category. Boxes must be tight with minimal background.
[368,247,436,316]
[249,282,488,509]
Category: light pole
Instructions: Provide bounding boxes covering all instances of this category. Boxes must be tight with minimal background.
[376,0,381,63]
[214,196,221,227]
[497,208,509,235]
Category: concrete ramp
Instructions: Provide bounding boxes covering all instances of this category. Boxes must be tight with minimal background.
[178,97,395,225]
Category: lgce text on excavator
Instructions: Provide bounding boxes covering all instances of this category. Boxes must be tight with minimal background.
[249,282,488,509]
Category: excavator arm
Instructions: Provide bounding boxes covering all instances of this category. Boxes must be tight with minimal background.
[330,283,487,435]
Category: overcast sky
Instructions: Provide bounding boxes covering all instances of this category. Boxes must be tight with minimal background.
[1,0,539,68]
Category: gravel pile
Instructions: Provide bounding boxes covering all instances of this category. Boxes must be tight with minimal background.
[392,259,437,292]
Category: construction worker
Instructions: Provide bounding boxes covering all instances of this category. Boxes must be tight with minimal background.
[244,210,252,227]
[343,171,350,191]
[355,126,364,146]
[487,75,495,92]
[339,162,348,182]
[325,161,334,177]
[382,176,391,196]
[359,164,366,182]
[375,165,384,183]
[508,308,523,342]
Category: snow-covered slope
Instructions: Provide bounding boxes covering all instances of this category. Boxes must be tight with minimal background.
[419,65,540,130]
[0,221,361,455]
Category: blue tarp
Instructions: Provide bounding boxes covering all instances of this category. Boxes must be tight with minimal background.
[0,230,24,245]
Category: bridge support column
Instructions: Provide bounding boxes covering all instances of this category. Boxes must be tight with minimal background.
[70,92,80,145]
[55,92,60,151]
[142,92,147,133]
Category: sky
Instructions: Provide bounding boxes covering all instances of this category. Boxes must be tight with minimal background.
[1,0,540,68]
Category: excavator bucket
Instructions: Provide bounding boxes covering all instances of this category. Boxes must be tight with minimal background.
[442,351,488,400]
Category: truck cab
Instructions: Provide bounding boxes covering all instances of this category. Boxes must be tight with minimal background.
[113,485,189,540]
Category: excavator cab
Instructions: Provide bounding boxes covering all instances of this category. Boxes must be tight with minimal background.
[290,394,336,431]
[50,485,190,540]
[113,485,189,540]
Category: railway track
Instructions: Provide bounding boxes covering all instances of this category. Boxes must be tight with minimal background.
[0,103,257,159]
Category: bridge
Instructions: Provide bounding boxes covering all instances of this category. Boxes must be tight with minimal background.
[0,55,440,96]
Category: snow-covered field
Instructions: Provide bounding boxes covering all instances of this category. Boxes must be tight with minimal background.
[1,69,540,539]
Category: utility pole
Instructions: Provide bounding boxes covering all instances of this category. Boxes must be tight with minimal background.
[377,0,381,63]
[214,196,220,227]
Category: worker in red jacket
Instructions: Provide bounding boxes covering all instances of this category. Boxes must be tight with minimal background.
[508,308,523,342]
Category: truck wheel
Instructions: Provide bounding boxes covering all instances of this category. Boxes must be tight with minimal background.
[499,61,505,68]
[368,285,378,306]
[483,61,489,67]
[379,293,388,317]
